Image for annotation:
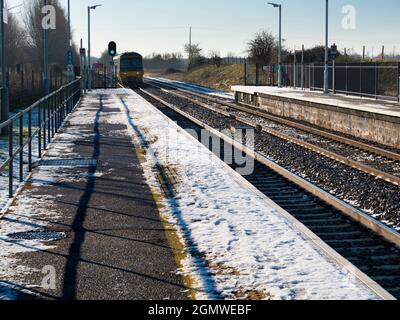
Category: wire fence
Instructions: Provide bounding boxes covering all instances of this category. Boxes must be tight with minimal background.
[243,62,400,102]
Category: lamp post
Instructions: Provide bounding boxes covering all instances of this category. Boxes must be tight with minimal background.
[268,2,282,88]
[67,0,74,83]
[88,4,101,91]
[0,0,8,128]
[324,0,329,94]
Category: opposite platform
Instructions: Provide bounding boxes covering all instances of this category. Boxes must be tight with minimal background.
[232,85,400,148]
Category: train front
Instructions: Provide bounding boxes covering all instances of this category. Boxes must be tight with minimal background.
[119,53,144,88]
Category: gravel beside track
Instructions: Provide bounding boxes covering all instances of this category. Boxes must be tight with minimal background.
[141,85,400,231]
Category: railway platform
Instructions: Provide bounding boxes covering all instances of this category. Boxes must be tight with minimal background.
[0,90,187,300]
[232,86,400,149]
[0,89,394,300]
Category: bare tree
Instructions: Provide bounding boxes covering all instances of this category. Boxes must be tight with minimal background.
[184,43,204,69]
[208,50,222,67]
[247,31,279,65]
[143,52,186,71]
[6,12,27,67]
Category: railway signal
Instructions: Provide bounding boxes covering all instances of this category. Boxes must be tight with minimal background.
[108,41,117,57]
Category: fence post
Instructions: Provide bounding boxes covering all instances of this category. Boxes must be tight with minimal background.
[375,62,378,100]
[397,62,400,103]
[272,65,275,86]
[293,52,297,89]
[312,64,315,91]
[332,59,336,94]
[301,48,305,90]
[255,64,259,86]
[360,62,363,98]
[345,63,348,96]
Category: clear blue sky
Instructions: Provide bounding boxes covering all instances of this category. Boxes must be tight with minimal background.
[8,0,400,58]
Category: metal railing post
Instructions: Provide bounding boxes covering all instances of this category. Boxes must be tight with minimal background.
[38,103,42,158]
[43,101,47,150]
[19,116,24,183]
[51,95,55,137]
[28,109,32,172]
[8,122,13,198]
[47,98,51,143]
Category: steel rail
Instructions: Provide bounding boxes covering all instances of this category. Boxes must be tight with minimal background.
[138,87,398,300]
[145,77,400,162]
[144,80,400,186]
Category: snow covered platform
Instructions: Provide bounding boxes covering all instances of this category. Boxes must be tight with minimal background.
[0,90,187,300]
[0,89,391,300]
[232,86,400,149]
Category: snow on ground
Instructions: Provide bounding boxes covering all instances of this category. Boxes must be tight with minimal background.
[232,85,400,118]
[116,88,381,300]
[147,77,235,100]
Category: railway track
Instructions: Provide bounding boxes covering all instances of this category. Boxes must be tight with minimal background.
[133,85,400,300]
[145,78,400,186]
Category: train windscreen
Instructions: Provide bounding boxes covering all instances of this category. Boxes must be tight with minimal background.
[121,59,143,71]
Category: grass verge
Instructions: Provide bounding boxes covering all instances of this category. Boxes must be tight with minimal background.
[146,64,245,91]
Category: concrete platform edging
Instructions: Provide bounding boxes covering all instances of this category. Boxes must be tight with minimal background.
[235,91,400,149]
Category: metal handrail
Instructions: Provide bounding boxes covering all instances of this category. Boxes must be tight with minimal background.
[0,78,83,198]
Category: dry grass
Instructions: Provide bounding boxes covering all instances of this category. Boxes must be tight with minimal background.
[146,64,245,92]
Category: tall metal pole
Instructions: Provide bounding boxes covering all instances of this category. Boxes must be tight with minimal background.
[88,7,91,91]
[189,26,192,69]
[278,5,282,88]
[293,49,297,89]
[0,0,9,128]
[68,1,71,47]
[67,0,73,83]
[301,44,305,90]
[43,0,49,95]
[323,0,329,94]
